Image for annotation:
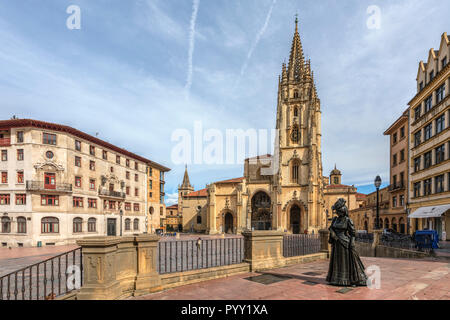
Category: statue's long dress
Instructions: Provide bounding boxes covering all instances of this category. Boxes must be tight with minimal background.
[326,216,368,286]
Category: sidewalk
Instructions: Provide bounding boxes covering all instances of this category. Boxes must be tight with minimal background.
[133,257,450,300]
[0,245,79,277]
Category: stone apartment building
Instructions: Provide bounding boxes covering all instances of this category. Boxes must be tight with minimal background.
[0,119,169,247]
[146,164,170,234]
[383,110,410,233]
[407,32,450,240]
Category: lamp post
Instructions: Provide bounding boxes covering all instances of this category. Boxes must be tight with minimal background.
[374,176,382,230]
[120,209,123,236]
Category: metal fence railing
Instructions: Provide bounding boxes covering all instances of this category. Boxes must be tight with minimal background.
[355,233,374,243]
[157,237,244,275]
[283,234,320,258]
[0,248,82,300]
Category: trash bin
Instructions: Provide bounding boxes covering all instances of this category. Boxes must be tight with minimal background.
[37,241,42,248]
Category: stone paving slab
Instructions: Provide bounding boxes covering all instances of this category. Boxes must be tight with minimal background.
[133,257,450,300]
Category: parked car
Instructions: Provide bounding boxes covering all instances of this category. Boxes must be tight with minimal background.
[381,228,412,242]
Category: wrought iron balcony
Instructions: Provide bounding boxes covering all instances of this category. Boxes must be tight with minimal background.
[26,181,72,193]
[0,137,11,147]
[388,181,405,192]
[98,188,126,199]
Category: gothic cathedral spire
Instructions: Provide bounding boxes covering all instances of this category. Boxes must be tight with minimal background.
[288,16,305,81]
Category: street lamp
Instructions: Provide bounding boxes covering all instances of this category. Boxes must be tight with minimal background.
[374,175,382,230]
[120,209,123,236]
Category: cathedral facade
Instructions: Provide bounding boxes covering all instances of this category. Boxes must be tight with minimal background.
[178,21,362,235]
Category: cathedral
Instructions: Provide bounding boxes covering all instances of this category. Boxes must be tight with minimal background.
[177,19,363,235]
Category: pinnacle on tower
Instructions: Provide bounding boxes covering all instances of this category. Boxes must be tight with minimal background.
[288,15,305,81]
[181,165,193,189]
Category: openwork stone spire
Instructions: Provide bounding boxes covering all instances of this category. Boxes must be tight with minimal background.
[181,165,192,189]
[288,16,305,81]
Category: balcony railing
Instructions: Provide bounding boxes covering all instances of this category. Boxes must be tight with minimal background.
[98,189,126,199]
[388,181,405,191]
[26,181,72,193]
[0,138,11,147]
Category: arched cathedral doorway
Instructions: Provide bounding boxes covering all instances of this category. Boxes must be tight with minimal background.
[224,212,233,234]
[251,191,272,230]
[290,205,301,234]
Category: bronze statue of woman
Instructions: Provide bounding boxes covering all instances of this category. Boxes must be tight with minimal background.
[326,198,368,286]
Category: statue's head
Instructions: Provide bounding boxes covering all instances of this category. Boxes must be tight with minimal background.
[332,198,348,217]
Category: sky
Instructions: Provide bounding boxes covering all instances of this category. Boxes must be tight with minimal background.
[0,0,449,205]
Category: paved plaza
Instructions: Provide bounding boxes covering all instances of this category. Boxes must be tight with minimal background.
[133,257,450,300]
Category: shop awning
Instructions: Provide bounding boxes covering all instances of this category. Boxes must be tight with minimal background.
[408,204,450,218]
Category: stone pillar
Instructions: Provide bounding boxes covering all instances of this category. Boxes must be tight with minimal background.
[76,237,122,300]
[372,229,383,254]
[134,234,162,296]
[242,230,284,271]
[319,229,330,257]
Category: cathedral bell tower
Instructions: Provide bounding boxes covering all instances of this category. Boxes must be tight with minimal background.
[178,165,194,214]
[274,17,325,233]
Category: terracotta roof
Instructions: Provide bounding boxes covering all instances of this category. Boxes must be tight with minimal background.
[166,204,178,210]
[356,193,367,200]
[0,119,170,172]
[325,184,355,190]
[186,188,208,197]
[245,154,272,161]
[215,177,245,184]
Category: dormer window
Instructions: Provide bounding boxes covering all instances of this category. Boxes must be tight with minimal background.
[419,81,424,91]
[442,57,448,69]
[429,70,434,82]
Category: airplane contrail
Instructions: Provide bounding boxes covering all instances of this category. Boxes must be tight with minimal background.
[235,0,277,88]
[185,0,200,100]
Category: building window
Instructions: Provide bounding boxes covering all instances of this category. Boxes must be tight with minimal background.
[393,133,397,144]
[116,155,120,165]
[414,182,421,198]
[400,127,405,138]
[424,151,432,169]
[126,171,130,180]
[135,162,139,170]
[160,172,164,181]
[17,217,26,234]
[16,194,26,205]
[89,179,95,190]
[89,145,95,156]
[1,150,7,161]
[1,217,11,233]
[126,159,130,167]
[414,131,421,147]
[414,106,421,121]
[18,171,25,183]
[442,56,448,69]
[134,203,140,212]
[75,156,81,167]
[435,175,444,193]
[436,144,445,164]
[149,192,153,198]
[88,198,97,208]
[75,140,81,151]
[46,151,54,159]
[1,172,7,184]
[43,133,56,145]
[88,218,96,232]
[424,179,432,196]
[293,90,299,99]
[424,123,432,141]
[125,202,131,211]
[149,167,153,176]
[133,219,139,231]
[392,196,397,208]
[197,214,202,224]
[110,166,114,173]
[135,188,138,197]
[41,195,59,206]
[126,186,130,196]
[75,176,82,188]
[291,126,299,143]
[17,149,24,161]
[436,114,445,134]
[102,150,107,160]
[392,154,397,166]
[160,207,163,216]
[73,218,83,233]
[135,174,138,182]
[41,217,59,233]
[424,95,432,113]
[125,219,131,231]
[400,149,405,162]
[436,83,446,104]
[89,160,95,171]
[419,81,424,91]
[429,70,434,82]
[291,161,299,183]
[17,131,24,143]
[400,195,405,207]
[73,197,83,208]
[0,194,10,205]
[414,157,421,172]
[294,107,298,117]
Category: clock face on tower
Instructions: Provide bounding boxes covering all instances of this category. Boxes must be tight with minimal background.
[291,127,299,143]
